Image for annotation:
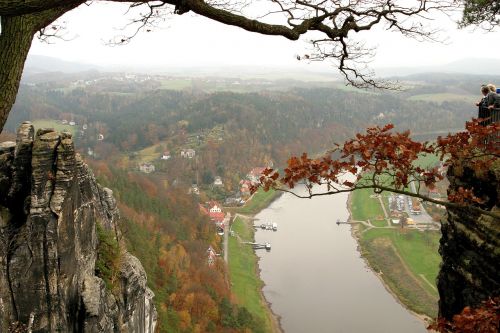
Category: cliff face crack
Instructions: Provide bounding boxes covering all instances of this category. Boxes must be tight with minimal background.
[22,224,34,278]
[41,221,53,332]
[6,240,19,321]
[1,122,157,332]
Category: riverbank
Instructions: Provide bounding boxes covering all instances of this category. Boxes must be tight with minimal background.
[229,217,282,333]
[347,190,440,323]
[232,188,282,215]
[227,189,283,333]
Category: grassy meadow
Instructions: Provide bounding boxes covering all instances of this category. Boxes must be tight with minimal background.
[228,217,276,332]
[235,189,280,215]
[350,187,441,318]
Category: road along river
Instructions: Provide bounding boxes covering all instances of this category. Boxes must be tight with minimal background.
[254,187,428,333]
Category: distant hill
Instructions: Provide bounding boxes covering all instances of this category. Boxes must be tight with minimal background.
[23,54,500,84]
[23,54,337,81]
[376,58,500,77]
[24,54,102,74]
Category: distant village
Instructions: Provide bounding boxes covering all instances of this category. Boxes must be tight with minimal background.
[136,159,268,266]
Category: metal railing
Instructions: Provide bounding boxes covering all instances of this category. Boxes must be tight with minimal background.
[478,106,499,144]
[478,106,499,126]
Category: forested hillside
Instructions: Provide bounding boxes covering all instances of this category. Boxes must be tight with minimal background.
[3,73,483,332]
[89,162,266,332]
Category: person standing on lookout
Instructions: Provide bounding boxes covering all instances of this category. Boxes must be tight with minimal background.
[486,84,499,110]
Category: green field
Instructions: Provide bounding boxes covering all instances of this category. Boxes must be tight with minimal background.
[134,143,162,162]
[235,189,280,215]
[358,229,440,317]
[228,217,275,332]
[414,152,440,169]
[31,119,77,136]
[350,188,385,221]
[350,188,441,318]
[358,228,440,316]
[371,219,388,227]
[408,93,476,104]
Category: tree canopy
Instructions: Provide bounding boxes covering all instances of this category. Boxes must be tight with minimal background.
[460,0,500,28]
[256,119,500,219]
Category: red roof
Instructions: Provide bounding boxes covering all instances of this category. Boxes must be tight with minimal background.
[209,211,225,223]
[249,167,266,177]
[208,200,222,210]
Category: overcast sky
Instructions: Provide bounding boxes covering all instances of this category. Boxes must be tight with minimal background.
[29,2,500,71]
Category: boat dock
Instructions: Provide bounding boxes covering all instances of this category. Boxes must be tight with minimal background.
[243,241,271,251]
[259,222,278,231]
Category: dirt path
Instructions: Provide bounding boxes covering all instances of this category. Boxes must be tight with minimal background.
[389,243,439,302]
[419,274,438,292]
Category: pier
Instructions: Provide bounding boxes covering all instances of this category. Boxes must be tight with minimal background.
[259,222,278,231]
[243,241,271,251]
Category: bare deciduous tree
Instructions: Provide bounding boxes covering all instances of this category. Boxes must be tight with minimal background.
[0,0,465,133]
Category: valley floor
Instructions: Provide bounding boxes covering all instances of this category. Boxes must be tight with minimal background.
[227,190,283,333]
[349,188,441,320]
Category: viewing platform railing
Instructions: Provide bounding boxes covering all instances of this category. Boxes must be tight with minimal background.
[478,106,499,144]
[478,106,500,126]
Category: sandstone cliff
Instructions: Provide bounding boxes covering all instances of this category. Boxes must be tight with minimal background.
[438,159,499,319]
[0,122,157,332]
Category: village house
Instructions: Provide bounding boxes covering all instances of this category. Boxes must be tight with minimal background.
[207,246,217,266]
[139,162,155,174]
[239,179,253,197]
[189,184,200,195]
[247,167,266,184]
[213,176,223,186]
[224,196,244,206]
[180,148,196,159]
[161,151,171,160]
[200,201,225,227]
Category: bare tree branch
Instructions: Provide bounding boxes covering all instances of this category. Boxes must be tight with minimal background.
[273,183,500,220]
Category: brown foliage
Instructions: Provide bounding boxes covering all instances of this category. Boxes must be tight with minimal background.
[429,297,500,333]
[256,119,499,210]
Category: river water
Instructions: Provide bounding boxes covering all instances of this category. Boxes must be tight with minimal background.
[254,188,428,333]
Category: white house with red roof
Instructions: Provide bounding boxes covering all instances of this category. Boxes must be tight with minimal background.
[161,151,171,160]
[200,201,226,227]
[208,201,225,225]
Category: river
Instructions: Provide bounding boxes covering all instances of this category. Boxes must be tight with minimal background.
[254,188,428,333]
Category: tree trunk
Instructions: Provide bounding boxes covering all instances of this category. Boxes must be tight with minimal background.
[0,15,36,134]
[0,5,79,133]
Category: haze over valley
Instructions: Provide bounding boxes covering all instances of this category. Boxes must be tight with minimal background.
[1,1,499,332]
